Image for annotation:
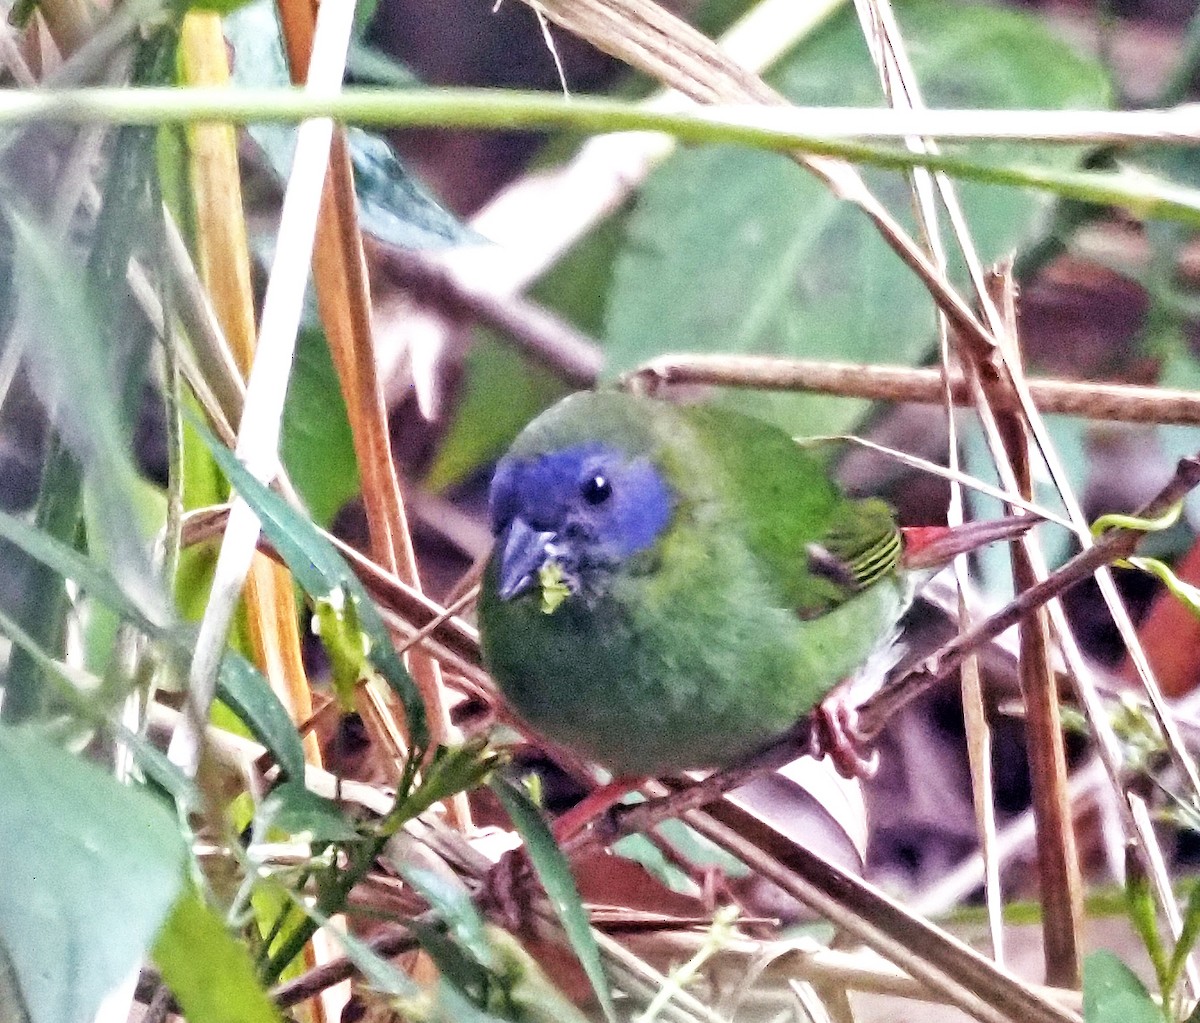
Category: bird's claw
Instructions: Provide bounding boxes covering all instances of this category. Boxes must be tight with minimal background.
[808,697,879,780]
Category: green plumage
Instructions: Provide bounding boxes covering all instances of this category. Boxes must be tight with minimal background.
[478,391,911,776]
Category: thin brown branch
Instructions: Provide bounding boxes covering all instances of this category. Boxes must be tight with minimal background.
[628,353,1200,426]
[373,244,603,388]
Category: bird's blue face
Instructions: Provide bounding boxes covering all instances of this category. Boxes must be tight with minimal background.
[488,443,674,604]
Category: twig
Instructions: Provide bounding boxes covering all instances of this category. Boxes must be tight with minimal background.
[373,244,602,387]
[628,353,1200,426]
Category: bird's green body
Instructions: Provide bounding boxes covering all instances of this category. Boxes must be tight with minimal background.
[479,391,913,776]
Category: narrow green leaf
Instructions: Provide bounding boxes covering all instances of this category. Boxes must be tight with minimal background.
[192,417,429,747]
[1168,883,1200,990]
[388,740,499,827]
[215,652,307,781]
[489,777,616,1023]
[0,507,168,636]
[0,724,186,1023]
[406,918,493,1001]
[348,127,477,249]
[481,924,593,1023]
[1125,863,1170,995]
[402,866,498,971]
[1082,951,1164,1023]
[153,888,282,1023]
[0,504,309,784]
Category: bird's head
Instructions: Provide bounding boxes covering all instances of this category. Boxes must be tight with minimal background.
[488,442,674,607]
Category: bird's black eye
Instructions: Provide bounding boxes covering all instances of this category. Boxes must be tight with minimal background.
[580,474,612,505]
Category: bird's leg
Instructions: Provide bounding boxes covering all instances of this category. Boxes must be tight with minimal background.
[551,776,645,845]
[808,684,879,780]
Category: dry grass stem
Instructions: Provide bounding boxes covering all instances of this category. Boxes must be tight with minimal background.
[681,805,1081,1023]
[987,267,1083,985]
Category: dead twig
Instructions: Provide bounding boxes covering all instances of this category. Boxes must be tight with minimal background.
[628,353,1200,426]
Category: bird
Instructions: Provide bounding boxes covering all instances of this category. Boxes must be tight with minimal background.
[477,390,1036,785]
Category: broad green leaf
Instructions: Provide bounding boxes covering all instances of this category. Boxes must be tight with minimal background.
[1082,951,1163,1023]
[261,781,361,841]
[604,0,1112,436]
[225,0,471,249]
[281,327,360,528]
[490,777,616,1023]
[153,889,282,1023]
[424,334,571,493]
[0,724,185,1023]
[423,209,624,493]
[194,419,429,747]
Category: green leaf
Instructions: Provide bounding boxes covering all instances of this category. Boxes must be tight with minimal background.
[313,588,373,710]
[349,127,479,249]
[1082,951,1163,1023]
[489,777,615,1023]
[402,866,498,972]
[1168,882,1200,990]
[215,652,308,782]
[0,508,166,634]
[0,197,161,718]
[0,503,309,783]
[604,0,1112,436]
[261,782,361,842]
[346,41,420,86]
[326,915,507,1023]
[280,327,360,528]
[387,740,499,827]
[192,418,429,748]
[0,724,186,1023]
[153,888,282,1023]
[225,0,472,249]
[1125,863,1170,995]
[424,334,572,493]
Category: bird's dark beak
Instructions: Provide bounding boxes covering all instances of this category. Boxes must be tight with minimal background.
[497,519,558,601]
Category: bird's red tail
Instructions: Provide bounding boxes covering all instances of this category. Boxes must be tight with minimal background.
[899,515,1039,570]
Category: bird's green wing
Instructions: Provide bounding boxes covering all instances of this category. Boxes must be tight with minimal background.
[673,403,902,617]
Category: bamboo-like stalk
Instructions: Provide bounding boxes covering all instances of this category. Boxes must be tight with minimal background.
[987,267,1083,987]
[272,0,467,829]
[176,12,339,1020]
